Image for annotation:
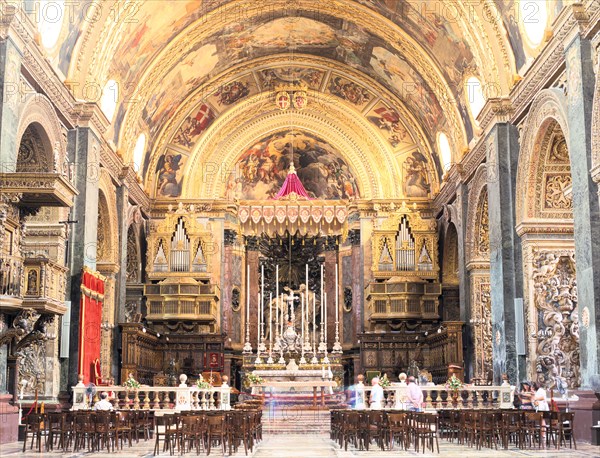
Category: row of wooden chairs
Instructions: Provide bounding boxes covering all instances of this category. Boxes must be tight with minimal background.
[331,410,440,454]
[437,409,575,450]
[154,410,263,456]
[22,410,153,453]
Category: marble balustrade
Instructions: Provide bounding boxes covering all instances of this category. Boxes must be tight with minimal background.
[359,384,515,410]
[71,385,231,411]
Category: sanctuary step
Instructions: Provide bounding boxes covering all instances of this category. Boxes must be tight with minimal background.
[261,406,332,435]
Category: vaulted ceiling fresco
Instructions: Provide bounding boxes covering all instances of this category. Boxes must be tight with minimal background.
[36,0,559,199]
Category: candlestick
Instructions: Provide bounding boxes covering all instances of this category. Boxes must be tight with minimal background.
[333,263,342,354]
[260,264,265,353]
[269,292,273,350]
[318,264,326,353]
[255,292,262,364]
[243,264,252,353]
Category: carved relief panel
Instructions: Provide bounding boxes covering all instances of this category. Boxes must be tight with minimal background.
[531,250,580,390]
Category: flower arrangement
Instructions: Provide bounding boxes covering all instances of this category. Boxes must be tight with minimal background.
[123,374,140,389]
[380,374,391,388]
[445,374,463,392]
[245,373,264,385]
[196,374,212,389]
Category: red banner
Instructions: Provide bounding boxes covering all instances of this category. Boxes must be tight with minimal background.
[78,268,105,384]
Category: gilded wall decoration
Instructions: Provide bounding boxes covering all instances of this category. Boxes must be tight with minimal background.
[126,226,139,283]
[471,276,492,379]
[259,67,325,90]
[475,190,490,257]
[544,174,572,209]
[532,251,580,390]
[18,340,46,395]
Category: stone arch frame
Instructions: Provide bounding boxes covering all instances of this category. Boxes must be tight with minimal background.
[96,169,119,266]
[16,94,66,173]
[465,165,490,267]
[464,164,492,381]
[515,88,571,229]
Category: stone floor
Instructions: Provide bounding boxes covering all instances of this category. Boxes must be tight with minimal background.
[1,434,598,458]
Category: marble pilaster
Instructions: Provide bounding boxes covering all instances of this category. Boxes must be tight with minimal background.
[222,229,237,348]
[564,35,600,390]
[485,123,524,385]
[245,237,260,352]
[0,37,22,172]
[65,127,101,388]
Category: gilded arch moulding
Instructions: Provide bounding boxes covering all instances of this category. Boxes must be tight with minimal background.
[179,92,408,201]
[16,94,65,172]
[465,164,490,267]
[515,89,570,228]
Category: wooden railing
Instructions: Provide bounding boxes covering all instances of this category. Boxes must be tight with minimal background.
[358,383,515,410]
[72,384,231,411]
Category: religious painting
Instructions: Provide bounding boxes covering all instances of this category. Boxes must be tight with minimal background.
[224,130,359,201]
[213,81,251,106]
[155,150,187,198]
[258,67,325,90]
[328,75,372,109]
[495,0,527,70]
[370,47,444,134]
[366,102,414,150]
[403,151,431,198]
[171,104,216,149]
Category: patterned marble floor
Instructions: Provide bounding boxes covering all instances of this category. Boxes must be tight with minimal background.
[1,434,598,458]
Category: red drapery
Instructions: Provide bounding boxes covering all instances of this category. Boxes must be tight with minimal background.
[274,165,311,200]
[78,268,105,384]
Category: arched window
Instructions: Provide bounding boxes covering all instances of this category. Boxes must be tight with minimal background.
[37,0,65,49]
[133,133,146,174]
[465,76,486,121]
[100,80,119,122]
[438,132,453,174]
[519,0,548,47]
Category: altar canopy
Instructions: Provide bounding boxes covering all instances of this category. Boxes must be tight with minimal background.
[274,164,311,200]
[78,268,105,384]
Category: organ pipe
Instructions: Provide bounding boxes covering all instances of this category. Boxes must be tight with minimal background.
[396,217,415,271]
[170,218,190,272]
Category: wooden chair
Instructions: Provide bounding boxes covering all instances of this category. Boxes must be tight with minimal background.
[500,410,523,449]
[180,414,203,454]
[153,414,179,456]
[341,411,361,451]
[477,411,498,450]
[360,411,386,451]
[523,411,546,449]
[114,410,134,449]
[387,412,410,450]
[206,413,226,455]
[22,413,45,452]
[413,412,439,454]
[227,411,252,456]
[553,411,576,449]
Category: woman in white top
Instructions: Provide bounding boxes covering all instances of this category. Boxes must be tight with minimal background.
[532,382,549,411]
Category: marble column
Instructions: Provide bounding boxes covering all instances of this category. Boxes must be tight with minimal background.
[222,229,237,349]
[64,127,101,389]
[455,184,474,380]
[0,37,22,172]
[348,230,362,346]
[564,35,600,390]
[485,122,525,385]
[113,184,129,381]
[324,236,338,350]
[245,236,259,351]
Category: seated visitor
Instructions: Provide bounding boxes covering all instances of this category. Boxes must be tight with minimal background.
[93,392,113,411]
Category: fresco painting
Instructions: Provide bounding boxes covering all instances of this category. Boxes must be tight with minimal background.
[155,150,188,198]
[403,151,431,198]
[366,102,415,150]
[259,67,325,90]
[224,131,359,201]
[328,74,372,109]
[171,104,216,150]
[370,47,444,133]
[207,74,257,108]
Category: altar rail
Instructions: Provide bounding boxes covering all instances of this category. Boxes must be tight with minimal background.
[360,384,515,410]
[72,385,231,412]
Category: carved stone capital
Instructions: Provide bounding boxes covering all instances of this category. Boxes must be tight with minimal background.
[245,236,259,251]
[224,229,237,247]
[348,229,361,247]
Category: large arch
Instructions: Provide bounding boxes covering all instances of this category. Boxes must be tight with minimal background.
[16,95,65,173]
[181,93,412,200]
[515,89,571,231]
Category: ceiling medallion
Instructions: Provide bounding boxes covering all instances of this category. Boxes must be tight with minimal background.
[274,83,308,111]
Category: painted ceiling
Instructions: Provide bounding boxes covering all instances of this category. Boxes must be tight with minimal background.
[39,0,560,199]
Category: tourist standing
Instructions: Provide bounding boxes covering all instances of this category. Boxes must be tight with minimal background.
[369,376,384,410]
[519,382,534,409]
[406,376,424,411]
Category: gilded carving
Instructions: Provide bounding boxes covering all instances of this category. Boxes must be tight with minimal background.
[532,251,580,390]
[471,276,492,379]
[544,175,572,209]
